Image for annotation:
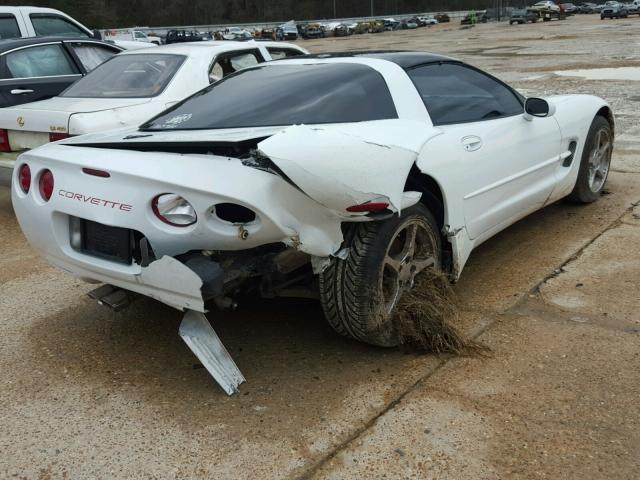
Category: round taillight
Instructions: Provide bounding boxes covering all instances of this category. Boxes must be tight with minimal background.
[18,164,31,193]
[39,169,54,202]
[152,194,197,227]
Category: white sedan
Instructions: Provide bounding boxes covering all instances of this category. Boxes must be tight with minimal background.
[12,53,614,394]
[0,40,307,184]
[531,0,562,10]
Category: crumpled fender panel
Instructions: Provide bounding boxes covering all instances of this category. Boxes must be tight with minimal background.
[258,120,442,215]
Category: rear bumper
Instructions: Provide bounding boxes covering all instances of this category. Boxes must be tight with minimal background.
[46,251,211,311]
[11,143,345,310]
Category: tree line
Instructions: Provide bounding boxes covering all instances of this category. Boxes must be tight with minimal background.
[3,0,510,28]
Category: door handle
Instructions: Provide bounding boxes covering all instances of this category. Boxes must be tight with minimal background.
[11,89,34,95]
[461,135,482,152]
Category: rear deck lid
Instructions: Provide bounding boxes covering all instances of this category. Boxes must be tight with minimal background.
[0,97,152,150]
[1,97,152,135]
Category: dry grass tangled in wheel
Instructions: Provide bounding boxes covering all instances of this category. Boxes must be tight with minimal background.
[392,270,489,356]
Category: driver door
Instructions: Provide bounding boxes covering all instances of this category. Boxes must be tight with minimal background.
[409,62,562,240]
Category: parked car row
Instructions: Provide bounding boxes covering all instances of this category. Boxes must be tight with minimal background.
[153,13,454,43]
[509,2,574,24]
[599,1,640,17]
[575,0,640,13]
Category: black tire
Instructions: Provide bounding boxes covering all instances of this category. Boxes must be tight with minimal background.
[567,115,613,203]
[319,204,441,347]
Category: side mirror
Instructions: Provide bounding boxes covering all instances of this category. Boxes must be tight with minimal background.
[524,97,555,121]
[92,29,102,40]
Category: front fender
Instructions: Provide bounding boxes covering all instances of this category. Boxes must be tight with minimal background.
[546,94,613,201]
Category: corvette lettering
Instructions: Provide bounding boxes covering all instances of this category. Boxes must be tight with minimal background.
[58,190,133,212]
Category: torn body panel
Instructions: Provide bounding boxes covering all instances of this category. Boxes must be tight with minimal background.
[48,253,209,312]
[443,226,470,279]
[137,256,208,311]
[258,121,441,215]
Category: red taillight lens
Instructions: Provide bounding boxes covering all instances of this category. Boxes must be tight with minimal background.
[0,128,11,152]
[152,194,197,227]
[49,132,71,142]
[18,164,30,193]
[346,202,390,213]
[39,169,54,201]
[82,167,110,178]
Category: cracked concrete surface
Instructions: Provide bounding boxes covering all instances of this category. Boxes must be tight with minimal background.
[1,14,639,480]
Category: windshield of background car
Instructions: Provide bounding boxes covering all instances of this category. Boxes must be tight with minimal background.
[61,54,185,98]
[141,63,398,130]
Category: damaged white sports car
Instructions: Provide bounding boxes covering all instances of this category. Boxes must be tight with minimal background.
[12,52,614,394]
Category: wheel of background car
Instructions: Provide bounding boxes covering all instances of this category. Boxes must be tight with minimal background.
[319,204,441,347]
[567,115,612,203]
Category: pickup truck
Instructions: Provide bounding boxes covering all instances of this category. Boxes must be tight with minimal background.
[0,6,150,50]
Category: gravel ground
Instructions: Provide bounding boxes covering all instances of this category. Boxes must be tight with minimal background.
[1,14,639,479]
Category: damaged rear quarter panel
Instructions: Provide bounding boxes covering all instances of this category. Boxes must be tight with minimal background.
[257,120,441,214]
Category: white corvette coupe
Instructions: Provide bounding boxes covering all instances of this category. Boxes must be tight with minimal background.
[12,52,614,394]
[0,40,307,184]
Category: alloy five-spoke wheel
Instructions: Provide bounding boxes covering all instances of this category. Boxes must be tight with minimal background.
[381,221,437,315]
[587,127,612,194]
[568,115,613,203]
[319,204,442,347]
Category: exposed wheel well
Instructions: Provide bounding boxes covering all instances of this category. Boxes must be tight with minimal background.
[404,165,454,271]
[597,106,615,137]
[404,165,445,229]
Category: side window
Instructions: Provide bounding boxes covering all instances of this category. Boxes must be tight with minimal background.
[0,14,21,39]
[134,31,147,40]
[407,63,523,125]
[30,14,89,38]
[209,50,262,83]
[267,47,304,60]
[5,44,77,78]
[68,43,118,71]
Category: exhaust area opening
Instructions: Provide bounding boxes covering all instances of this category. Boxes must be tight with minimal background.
[214,203,256,224]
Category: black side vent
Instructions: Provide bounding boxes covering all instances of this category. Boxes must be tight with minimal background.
[563,141,578,167]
